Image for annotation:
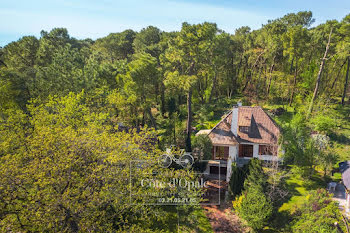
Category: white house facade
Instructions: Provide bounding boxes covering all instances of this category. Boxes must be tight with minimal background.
[197,103,283,182]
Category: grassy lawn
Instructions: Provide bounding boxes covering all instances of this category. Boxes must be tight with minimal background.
[261,167,327,231]
[279,168,326,213]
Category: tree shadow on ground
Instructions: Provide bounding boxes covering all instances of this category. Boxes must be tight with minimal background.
[329,132,350,145]
[266,168,327,232]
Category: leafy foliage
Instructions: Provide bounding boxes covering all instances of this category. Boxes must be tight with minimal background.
[1,11,350,231]
[0,93,204,232]
[233,159,273,231]
[233,185,273,231]
[229,163,249,197]
[292,189,348,233]
[192,134,213,161]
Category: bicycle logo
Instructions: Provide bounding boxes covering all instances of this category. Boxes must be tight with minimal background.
[158,146,194,169]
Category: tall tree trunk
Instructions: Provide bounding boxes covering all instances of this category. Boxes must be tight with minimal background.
[255,65,263,102]
[241,61,247,90]
[290,57,294,74]
[160,82,165,116]
[342,57,350,105]
[209,71,217,103]
[173,116,176,144]
[146,107,157,130]
[232,56,241,93]
[236,56,242,78]
[263,64,268,91]
[266,56,276,95]
[308,28,332,116]
[155,81,159,104]
[242,70,253,92]
[287,57,294,105]
[198,81,204,104]
[186,89,192,152]
[267,76,273,95]
[331,59,346,90]
[141,110,145,126]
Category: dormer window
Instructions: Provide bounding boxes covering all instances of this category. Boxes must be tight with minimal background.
[239,126,249,133]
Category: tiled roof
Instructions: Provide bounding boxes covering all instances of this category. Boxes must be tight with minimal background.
[196,129,211,136]
[247,115,261,139]
[208,112,238,145]
[207,106,280,145]
[237,107,280,144]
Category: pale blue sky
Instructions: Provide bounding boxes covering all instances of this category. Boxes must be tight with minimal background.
[1,0,349,46]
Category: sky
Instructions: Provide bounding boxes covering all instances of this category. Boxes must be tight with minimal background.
[1,0,349,46]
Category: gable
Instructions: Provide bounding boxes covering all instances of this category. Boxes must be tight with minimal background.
[207,111,238,145]
[237,107,280,144]
[206,106,281,146]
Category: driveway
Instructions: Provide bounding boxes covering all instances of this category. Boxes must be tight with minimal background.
[329,183,348,214]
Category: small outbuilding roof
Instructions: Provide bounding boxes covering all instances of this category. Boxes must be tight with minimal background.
[196,130,211,136]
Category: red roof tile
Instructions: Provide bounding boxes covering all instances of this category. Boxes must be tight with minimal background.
[207,106,280,145]
[208,112,238,145]
[237,107,280,144]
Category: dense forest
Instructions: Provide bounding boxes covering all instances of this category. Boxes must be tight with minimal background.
[1,11,350,232]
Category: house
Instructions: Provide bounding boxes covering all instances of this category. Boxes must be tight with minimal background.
[196,103,282,182]
[339,161,350,212]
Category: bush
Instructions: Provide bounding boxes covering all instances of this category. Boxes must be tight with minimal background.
[244,158,267,190]
[233,186,273,231]
[310,115,336,135]
[233,158,273,231]
[229,163,249,197]
[291,189,348,233]
[192,134,212,161]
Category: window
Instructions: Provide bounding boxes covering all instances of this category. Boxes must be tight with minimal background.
[239,126,250,133]
[214,146,229,160]
[259,145,277,155]
[239,144,253,157]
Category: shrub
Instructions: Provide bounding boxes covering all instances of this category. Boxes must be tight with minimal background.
[197,105,215,122]
[292,189,348,233]
[233,158,273,231]
[229,163,249,197]
[310,115,336,135]
[244,158,267,190]
[233,185,273,231]
[192,134,212,161]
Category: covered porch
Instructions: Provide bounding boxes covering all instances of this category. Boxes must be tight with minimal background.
[206,144,238,182]
[203,160,228,180]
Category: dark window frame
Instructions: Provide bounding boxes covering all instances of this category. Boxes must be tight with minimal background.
[239,144,253,157]
[239,126,250,133]
[258,145,277,156]
[214,146,229,160]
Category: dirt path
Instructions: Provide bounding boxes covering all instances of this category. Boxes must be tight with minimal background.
[203,205,247,233]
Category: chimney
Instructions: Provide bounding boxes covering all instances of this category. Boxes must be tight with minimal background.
[237,101,242,107]
[231,105,239,136]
